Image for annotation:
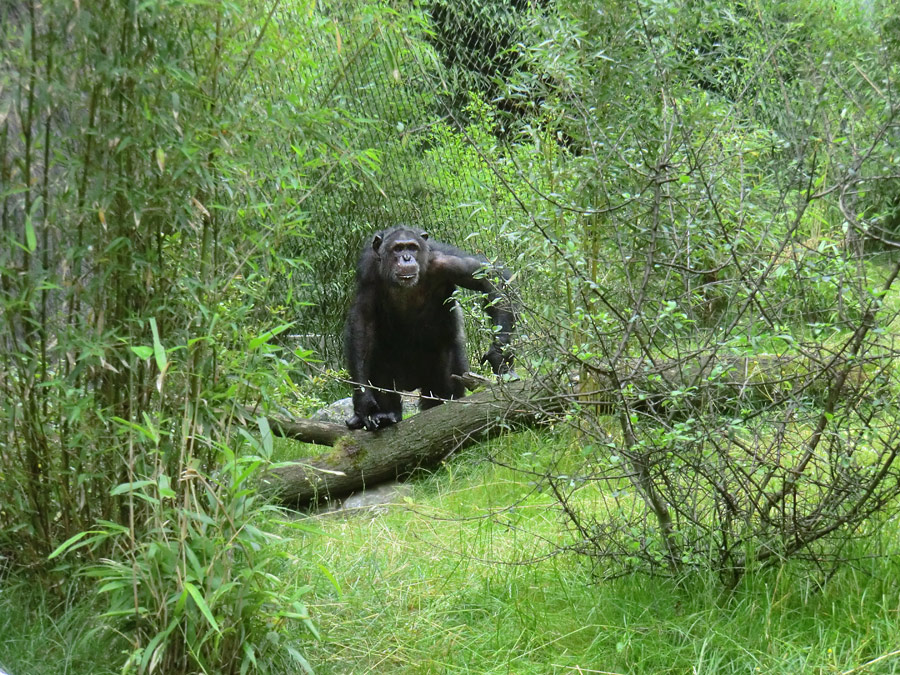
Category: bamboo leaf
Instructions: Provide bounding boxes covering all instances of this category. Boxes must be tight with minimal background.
[249,322,294,351]
[24,214,36,252]
[130,345,154,360]
[286,646,315,674]
[257,416,273,458]
[149,317,167,371]
[110,480,155,496]
[141,619,178,673]
[184,581,221,634]
[48,530,102,559]
[23,195,43,253]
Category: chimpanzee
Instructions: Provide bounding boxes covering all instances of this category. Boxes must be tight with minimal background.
[344,226,516,431]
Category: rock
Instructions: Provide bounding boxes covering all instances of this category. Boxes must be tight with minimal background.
[310,396,418,424]
[310,397,356,424]
[319,480,413,515]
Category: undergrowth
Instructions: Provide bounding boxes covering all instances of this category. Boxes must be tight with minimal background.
[0,580,123,675]
[284,432,900,674]
[4,431,900,674]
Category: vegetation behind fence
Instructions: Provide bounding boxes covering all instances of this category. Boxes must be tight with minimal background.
[2,0,900,671]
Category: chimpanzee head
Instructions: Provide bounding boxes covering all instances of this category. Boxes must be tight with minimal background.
[373,227,429,287]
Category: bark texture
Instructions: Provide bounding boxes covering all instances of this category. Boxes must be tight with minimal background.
[261,377,560,506]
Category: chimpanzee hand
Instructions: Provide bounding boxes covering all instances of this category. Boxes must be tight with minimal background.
[346,412,371,431]
[347,410,401,431]
[347,390,379,431]
[371,410,402,429]
[346,410,402,431]
[481,342,514,375]
[346,390,402,431]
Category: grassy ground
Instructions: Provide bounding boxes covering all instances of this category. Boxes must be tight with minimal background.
[0,580,122,675]
[3,431,900,674]
[283,432,900,675]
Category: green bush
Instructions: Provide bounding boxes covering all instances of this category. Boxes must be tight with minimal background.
[489,0,900,584]
[51,421,317,674]
[0,0,344,669]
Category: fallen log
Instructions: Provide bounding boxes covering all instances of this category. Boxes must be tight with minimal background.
[258,350,881,506]
[259,376,563,506]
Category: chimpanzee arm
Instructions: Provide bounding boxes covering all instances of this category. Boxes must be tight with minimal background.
[345,292,374,388]
[432,247,516,374]
[344,284,381,430]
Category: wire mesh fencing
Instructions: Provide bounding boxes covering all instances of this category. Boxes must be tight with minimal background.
[258,0,538,365]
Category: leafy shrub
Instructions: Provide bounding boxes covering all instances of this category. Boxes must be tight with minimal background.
[52,420,317,674]
[487,0,900,584]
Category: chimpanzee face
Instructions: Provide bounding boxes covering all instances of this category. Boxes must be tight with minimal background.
[374,228,429,287]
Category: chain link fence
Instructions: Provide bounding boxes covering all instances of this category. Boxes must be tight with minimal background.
[260,0,537,364]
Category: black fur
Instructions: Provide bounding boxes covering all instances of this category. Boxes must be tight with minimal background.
[344,226,515,431]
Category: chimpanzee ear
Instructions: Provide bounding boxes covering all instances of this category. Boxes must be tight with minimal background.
[420,231,429,241]
[372,233,384,251]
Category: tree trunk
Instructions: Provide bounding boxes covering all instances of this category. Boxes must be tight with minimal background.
[259,352,865,506]
[260,376,561,506]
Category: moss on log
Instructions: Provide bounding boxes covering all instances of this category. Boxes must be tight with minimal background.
[260,377,561,506]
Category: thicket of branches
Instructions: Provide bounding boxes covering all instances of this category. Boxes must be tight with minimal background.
[484,0,900,584]
[2,0,900,671]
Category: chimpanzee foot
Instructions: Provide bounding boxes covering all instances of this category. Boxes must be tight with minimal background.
[346,411,401,431]
[371,411,402,428]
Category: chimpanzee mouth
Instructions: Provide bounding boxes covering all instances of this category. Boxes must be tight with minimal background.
[396,274,418,285]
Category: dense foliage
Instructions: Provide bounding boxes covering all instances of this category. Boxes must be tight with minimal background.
[0,1,333,670]
[2,0,900,672]
[500,0,900,583]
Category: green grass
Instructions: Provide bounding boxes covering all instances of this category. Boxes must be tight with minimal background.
[281,432,900,674]
[4,431,900,674]
[0,578,123,675]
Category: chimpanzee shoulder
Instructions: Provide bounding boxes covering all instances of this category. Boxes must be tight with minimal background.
[344,226,516,431]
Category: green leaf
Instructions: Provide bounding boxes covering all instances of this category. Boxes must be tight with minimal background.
[241,642,258,675]
[158,473,176,499]
[141,619,178,673]
[286,646,315,674]
[111,415,159,445]
[316,563,343,598]
[183,544,205,583]
[48,530,100,559]
[97,581,132,594]
[110,479,155,496]
[22,194,42,253]
[185,581,221,634]
[141,412,161,445]
[24,214,36,252]
[130,345,154,360]
[257,416,273,458]
[149,317,168,371]
[94,519,129,534]
[249,322,294,351]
